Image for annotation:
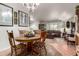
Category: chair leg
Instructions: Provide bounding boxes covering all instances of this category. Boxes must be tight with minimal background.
[14,48,17,56]
[11,49,13,56]
[76,53,78,56]
[44,45,47,56]
[11,48,13,56]
[40,46,47,56]
[39,48,41,56]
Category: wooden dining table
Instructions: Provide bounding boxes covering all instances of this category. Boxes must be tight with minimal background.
[15,35,40,42]
[15,34,41,55]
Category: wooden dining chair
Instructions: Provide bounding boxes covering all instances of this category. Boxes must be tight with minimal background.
[32,30,47,56]
[7,31,26,56]
[19,30,29,37]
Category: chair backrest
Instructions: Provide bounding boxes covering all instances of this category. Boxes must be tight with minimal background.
[19,30,27,36]
[7,31,16,47]
[34,30,41,34]
[40,31,47,43]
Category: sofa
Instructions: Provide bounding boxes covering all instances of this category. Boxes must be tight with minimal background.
[46,30,61,39]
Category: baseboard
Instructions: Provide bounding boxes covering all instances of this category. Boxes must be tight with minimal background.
[0,47,10,56]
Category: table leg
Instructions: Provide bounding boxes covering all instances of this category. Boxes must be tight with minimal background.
[27,42,33,55]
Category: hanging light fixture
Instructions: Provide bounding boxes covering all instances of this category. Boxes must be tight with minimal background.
[23,3,40,14]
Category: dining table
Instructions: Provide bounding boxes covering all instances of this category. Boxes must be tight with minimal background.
[15,34,41,55]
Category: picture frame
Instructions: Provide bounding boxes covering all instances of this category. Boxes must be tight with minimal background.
[18,11,29,27]
[0,3,13,26]
[14,11,17,24]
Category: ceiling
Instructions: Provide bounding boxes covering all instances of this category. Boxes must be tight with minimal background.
[5,3,79,22]
[31,3,79,22]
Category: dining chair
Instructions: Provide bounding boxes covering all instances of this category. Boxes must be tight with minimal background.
[19,30,27,36]
[32,30,47,56]
[7,31,26,56]
[34,30,41,35]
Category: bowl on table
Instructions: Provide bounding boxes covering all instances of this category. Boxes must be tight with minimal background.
[24,31,35,38]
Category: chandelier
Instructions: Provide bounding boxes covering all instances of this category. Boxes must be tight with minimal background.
[23,3,39,14]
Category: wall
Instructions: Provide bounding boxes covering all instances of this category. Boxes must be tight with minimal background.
[39,15,77,33]
[64,15,77,34]
[0,3,30,52]
[30,20,39,30]
[40,20,65,32]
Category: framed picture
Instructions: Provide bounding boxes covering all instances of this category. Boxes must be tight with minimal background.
[18,11,29,27]
[0,3,13,26]
[14,11,17,24]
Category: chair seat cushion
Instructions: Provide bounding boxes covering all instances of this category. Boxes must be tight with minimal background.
[13,43,26,49]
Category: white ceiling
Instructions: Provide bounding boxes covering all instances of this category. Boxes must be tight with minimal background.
[6,3,79,22]
[32,3,79,21]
